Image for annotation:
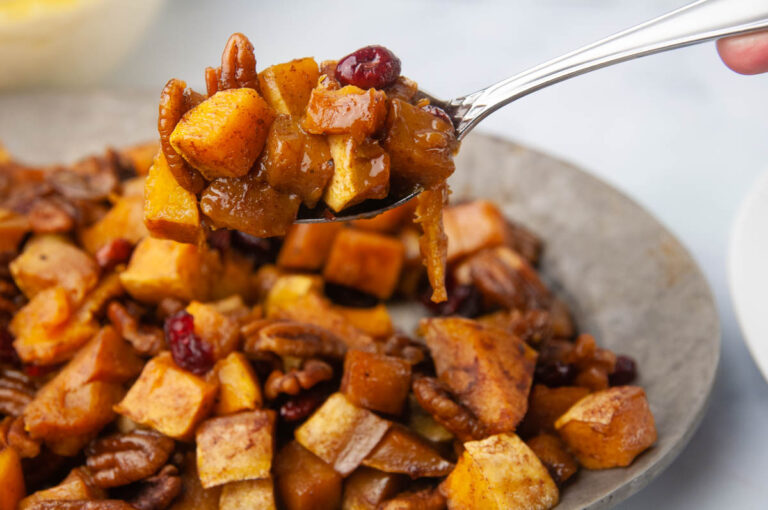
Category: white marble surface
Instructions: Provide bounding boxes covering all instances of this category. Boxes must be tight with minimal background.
[102,1,768,508]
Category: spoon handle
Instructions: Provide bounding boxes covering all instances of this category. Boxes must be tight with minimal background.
[451,0,768,139]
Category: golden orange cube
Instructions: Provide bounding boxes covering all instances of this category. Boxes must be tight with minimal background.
[214,352,263,416]
[323,135,390,212]
[341,350,411,415]
[185,300,240,361]
[302,86,387,138]
[518,385,591,437]
[274,441,342,510]
[258,57,320,116]
[277,223,342,271]
[0,447,25,510]
[443,200,510,262]
[0,209,30,254]
[332,303,394,339]
[80,195,148,254]
[219,478,276,510]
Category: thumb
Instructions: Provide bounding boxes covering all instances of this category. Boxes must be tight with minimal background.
[717,30,768,75]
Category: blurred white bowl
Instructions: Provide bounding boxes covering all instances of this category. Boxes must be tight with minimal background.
[0,0,165,89]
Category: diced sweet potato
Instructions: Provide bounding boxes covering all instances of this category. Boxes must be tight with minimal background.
[196,410,276,488]
[350,201,416,233]
[0,209,30,253]
[120,237,214,303]
[220,478,276,510]
[341,350,411,415]
[518,385,590,437]
[323,135,390,212]
[143,151,201,244]
[214,352,263,416]
[525,433,578,486]
[442,200,509,262]
[10,234,99,303]
[383,99,457,188]
[80,195,148,254]
[323,229,404,299]
[18,466,104,510]
[211,251,257,302]
[170,451,221,510]
[342,467,406,510]
[295,393,391,476]
[200,171,301,238]
[170,88,276,180]
[441,433,558,510]
[277,223,342,271]
[185,301,240,361]
[362,426,453,478]
[114,352,218,440]
[264,274,324,314]
[118,140,160,175]
[0,446,24,510]
[258,57,320,116]
[303,86,387,138]
[274,441,342,510]
[554,386,657,469]
[333,303,393,339]
[422,318,537,434]
[262,115,333,207]
[61,326,143,385]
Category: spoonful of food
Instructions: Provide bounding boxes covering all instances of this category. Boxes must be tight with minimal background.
[295,0,768,223]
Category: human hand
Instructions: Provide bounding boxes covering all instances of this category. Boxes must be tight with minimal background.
[717,30,768,74]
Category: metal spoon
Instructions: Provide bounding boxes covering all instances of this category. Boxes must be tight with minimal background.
[297,0,768,223]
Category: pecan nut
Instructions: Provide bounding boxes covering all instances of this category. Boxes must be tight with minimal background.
[264,359,333,400]
[467,246,551,310]
[246,321,347,359]
[158,78,205,193]
[478,309,552,346]
[0,416,41,458]
[382,334,426,365]
[95,239,134,272]
[218,33,259,91]
[107,302,164,357]
[412,376,486,442]
[86,430,175,488]
[0,367,37,416]
[505,219,543,265]
[127,464,182,510]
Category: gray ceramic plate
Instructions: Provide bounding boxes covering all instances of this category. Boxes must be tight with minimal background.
[0,91,719,509]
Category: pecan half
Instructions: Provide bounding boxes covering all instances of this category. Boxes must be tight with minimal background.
[28,197,76,233]
[218,33,259,91]
[279,385,331,423]
[382,334,426,365]
[95,239,134,272]
[506,219,543,265]
[0,416,41,458]
[205,67,220,97]
[158,78,205,193]
[86,430,175,488]
[0,367,37,416]
[107,302,164,356]
[467,246,551,310]
[126,465,182,510]
[246,321,347,359]
[477,308,552,346]
[264,359,333,400]
[412,376,486,442]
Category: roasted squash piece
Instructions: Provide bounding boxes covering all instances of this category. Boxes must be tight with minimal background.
[441,433,558,510]
[0,446,25,510]
[264,274,324,314]
[383,98,457,189]
[351,201,415,233]
[170,88,275,180]
[214,352,263,416]
[185,300,240,361]
[303,86,387,138]
[114,352,218,440]
[341,350,411,415]
[442,200,509,262]
[275,441,342,510]
[262,115,333,207]
[323,229,404,299]
[118,140,160,175]
[60,326,143,385]
[333,303,394,339]
[554,386,657,469]
[196,410,276,488]
[170,451,221,510]
[80,195,148,254]
[143,151,201,244]
[518,385,590,438]
[362,426,453,478]
[10,234,99,303]
[295,393,391,476]
[211,251,257,302]
[342,467,405,510]
[277,223,342,271]
[17,466,104,509]
[220,478,276,510]
[422,318,537,434]
[258,57,320,116]
[323,135,390,212]
[525,433,578,486]
[0,208,30,253]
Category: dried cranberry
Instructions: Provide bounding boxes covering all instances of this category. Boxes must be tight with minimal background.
[206,230,232,252]
[324,283,379,308]
[231,232,281,266]
[0,328,20,366]
[94,238,134,271]
[336,45,401,89]
[164,311,213,375]
[421,104,453,127]
[609,355,637,386]
[279,387,327,423]
[420,276,483,318]
[534,361,576,387]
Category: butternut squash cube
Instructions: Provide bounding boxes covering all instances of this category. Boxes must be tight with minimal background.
[170,88,276,180]
[115,352,218,440]
[60,326,143,386]
[342,467,405,510]
[525,433,578,486]
[303,86,387,138]
[185,301,240,361]
[214,352,263,416]
[323,229,404,299]
[120,237,213,304]
[333,303,393,339]
[0,209,30,253]
[441,433,558,510]
[211,251,257,302]
[143,151,201,244]
[518,385,590,437]
[258,57,320,116]
[80,195,148,254]
[295,393,391,476]
[323,135,390,212]
[196,410,276,488]
[443,200,509,262]
[554,386,657,469]
[422,318,537,434]
[277,223,343,271]
[362,426,453,478]
[0,446,24,510]
[383,99,457,189]
[275,441,342,510]
[341,350,411,415]
[264,274,324,315]
[220,479,276,510]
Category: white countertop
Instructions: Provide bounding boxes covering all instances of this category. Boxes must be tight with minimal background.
[105,0,768,507]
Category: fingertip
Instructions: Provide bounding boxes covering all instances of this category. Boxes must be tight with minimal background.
[717,31,768,75]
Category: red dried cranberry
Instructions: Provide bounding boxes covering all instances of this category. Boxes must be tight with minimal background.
[609,355,637,386]
[164,311,213,375]
[94,238,134,271]
[421,104,453,127]
[420,276,483,318]
[324,283,379,308]
[0,328,20,366]
[279,387,327,422]
[534,361,576,387]
[336,45,401,89]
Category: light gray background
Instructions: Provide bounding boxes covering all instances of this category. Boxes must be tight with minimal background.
[92,0,768,508]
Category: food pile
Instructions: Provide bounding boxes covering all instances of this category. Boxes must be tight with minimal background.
[0,34,656,510]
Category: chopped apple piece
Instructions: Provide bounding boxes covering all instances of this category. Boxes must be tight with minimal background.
[143,151,201,244]
[170,88,275,179]
[196,410,276,488]
[277,223,342,271]
[362,426,453,478]
[341,350,411,415]
[555,386,657,469]
[274,441,342,510]
[295,393,390,476]
[219,478,276,510]
[185,301,240,361]
[114,352,218,440]
[214,352,263,416]
[441,433,558,510]
[323,135,389,212]
[0,446,25,510]
[323,229,404,299]
[258,57,320,116]
[422,318,537,434]
[333,303,394,339]
[303,86,387,138]
[342,467,406,510]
